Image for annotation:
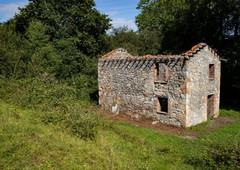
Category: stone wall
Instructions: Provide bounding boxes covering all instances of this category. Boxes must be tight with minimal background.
[153,58,187,127]
[98,54,187,127]
[98,58,155,117]
[186,46,221,127]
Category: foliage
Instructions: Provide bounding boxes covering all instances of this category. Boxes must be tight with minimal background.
[185,143,240,168]
[109,26,142,55]
[25,21,59,77]
[15,0,111,56]
[64,105,101,139]
[109,26,161,55]
[136,0,240,51]
[0,77,100,140]
[0,24,28,78]
[0,0,111,86]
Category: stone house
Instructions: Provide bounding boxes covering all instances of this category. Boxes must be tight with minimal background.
[98,43,221,127]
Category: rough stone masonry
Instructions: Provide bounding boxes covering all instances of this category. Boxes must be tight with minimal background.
[98,43,221,127]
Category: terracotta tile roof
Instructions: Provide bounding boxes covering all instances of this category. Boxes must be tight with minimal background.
[101,49,118,59]
[182,43,207,56]
[99,43,211,60]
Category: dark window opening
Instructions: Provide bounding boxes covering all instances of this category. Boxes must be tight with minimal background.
[157,97,168,113]
[207,94,215,117]
[154,63,169,82]
[209,64,215,79]
[154,63,160,82]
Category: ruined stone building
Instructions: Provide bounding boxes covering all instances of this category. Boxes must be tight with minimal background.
[98,43,221,127]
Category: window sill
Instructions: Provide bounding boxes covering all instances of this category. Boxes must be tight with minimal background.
[154,81,168,84]
[157,111,168,115]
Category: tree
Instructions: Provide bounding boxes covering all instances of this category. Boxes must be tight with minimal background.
[109,26,161,55]
[25,21,59,77]
[136,0,240,52]
[109,26,142,55]
[15,0,111,56]
[0,23,28,78]
[10,0,112,80]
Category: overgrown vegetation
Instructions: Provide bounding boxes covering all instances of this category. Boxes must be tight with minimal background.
[0,76,102,139]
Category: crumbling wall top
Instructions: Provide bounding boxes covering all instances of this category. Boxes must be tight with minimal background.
[99,43,220,61]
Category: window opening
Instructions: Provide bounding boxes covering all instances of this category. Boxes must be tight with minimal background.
[209,64,215,79]
[157,97,168,113]
[154,63,168,82]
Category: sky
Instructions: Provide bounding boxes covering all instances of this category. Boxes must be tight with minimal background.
[0,0,140,31]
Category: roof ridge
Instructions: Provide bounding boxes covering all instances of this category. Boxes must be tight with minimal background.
[100,48,130,60]
[182,43,207,56]
[99,43,217,61]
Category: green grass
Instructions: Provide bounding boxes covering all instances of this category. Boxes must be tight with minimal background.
[0,78,239,169]
[0,101,239,169]
[220,109,240,118]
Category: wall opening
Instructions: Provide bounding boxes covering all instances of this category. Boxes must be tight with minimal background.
[207,94,215,117]
[209,64,215,79]
[154,63,169,83]
[157,97,169,113]
[154,63,160,82]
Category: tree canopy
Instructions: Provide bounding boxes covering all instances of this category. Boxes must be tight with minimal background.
[0,0,112,79]
[15,0,111,56]
[136,0,240,52]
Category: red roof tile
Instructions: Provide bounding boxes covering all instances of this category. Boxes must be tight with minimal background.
[182,43,207,56]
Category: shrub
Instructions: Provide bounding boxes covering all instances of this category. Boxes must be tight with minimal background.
[184,144,240,169]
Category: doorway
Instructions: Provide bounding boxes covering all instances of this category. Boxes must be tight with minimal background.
[207,94,215,117]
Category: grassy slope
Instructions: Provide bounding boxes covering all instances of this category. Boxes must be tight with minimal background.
[0,101,239,169]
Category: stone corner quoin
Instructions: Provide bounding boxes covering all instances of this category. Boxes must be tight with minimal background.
[98,43,221,127]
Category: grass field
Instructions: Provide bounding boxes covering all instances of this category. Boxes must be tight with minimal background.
[0,101,239,169]
[0,78,239,169]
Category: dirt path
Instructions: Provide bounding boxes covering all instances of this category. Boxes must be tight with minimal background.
[98,108,238,139]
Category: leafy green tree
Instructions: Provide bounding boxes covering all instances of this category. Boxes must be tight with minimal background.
[109,26,161,55]
[9,0,112,81]
[136,0,239,52]
[15,0,111,57]
[139,29,162,55]
[25,21,59,77]
[109,26,142,55]
[0,23,28,78]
